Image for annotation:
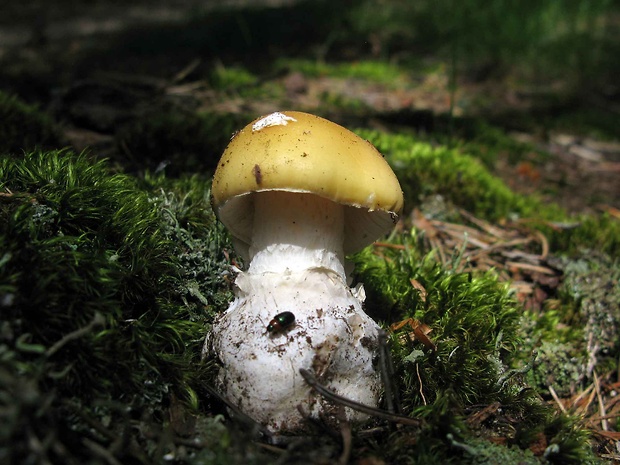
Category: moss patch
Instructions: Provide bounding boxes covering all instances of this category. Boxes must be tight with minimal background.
[0,150,236,463]
[357,128,620,258]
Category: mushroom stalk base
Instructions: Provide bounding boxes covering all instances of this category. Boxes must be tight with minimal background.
[206,192,382,434]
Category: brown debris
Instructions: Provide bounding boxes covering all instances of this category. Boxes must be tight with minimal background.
[395,209,620,454]
[407,207,562,310]
[389,317,436,352]
[465,401,501,429]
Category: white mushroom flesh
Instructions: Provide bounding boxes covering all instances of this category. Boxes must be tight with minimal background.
[206,191,382,433]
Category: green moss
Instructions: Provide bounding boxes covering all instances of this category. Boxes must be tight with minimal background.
[383,116,548,171]
[536,414,599,465]
[115,109,248,175]
[444,436,540,465]
[356,128,620,258]
[559,255,620,357]
[523,253,620,396]
[353,235,521,409]
[206,63,284,100]
[548,214,620,258]
[444,118,548,169]
[349,226,599,463]
[317,90,372,115]
[278,58,410,87]
[209,64,258,90]
[0,91,61,155]
[529,339,587,397]
[357,128,541,220]
[0,150,235,463]
[0,136,606,462]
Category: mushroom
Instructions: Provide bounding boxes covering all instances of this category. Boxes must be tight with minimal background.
[205,111,403,434]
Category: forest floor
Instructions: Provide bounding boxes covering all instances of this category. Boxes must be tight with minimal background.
[1,2,619,462]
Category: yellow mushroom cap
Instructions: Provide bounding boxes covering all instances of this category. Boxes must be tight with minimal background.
[212,111,404,258]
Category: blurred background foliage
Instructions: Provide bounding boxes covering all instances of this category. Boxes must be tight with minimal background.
[2,0,618,101]
[348,0,617,84]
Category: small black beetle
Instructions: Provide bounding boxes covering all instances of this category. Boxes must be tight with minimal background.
[267,311,296,333]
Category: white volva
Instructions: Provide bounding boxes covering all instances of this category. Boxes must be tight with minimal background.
[206,191,382,433]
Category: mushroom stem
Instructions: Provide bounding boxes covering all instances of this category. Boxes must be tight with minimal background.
[207,192,383,433]
[207,111,403,434]
[248,191,346,279]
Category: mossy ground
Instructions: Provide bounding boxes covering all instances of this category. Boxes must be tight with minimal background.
[1,1,619,463]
